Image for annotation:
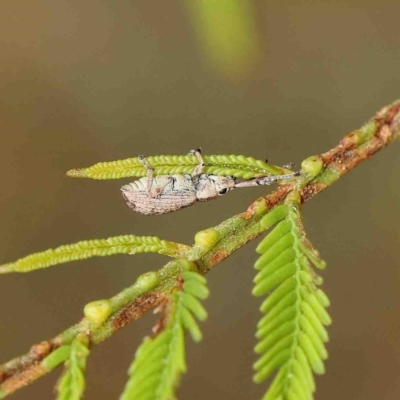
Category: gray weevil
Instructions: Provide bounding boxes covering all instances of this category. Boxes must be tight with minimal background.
[121,149,300,215]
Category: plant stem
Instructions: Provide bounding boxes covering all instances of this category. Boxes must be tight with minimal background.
[0,100,399,398]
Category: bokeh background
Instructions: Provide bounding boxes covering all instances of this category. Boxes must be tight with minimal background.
[1,1,400,399]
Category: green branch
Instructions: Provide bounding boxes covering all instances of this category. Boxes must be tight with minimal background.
[0,100,399,399]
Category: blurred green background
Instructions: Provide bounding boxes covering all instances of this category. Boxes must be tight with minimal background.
[1,1,400,399]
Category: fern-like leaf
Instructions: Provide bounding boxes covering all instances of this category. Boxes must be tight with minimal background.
[67,154,286,180]
[0,235,189,273]
[253,192,332,400]
[119,271,209,400]
[55,334,90,400]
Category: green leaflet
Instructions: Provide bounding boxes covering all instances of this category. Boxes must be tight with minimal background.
[0,235,189,273]
[119,271,209,400]
[42,346,72,371]
[253,192,331,400]
[67,154,285,180]
[55,334,90,400]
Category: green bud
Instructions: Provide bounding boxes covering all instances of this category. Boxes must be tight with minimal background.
[194,228,219,248]
[136,271,160,292]
[301,156,324,177]
[84,300,112,325]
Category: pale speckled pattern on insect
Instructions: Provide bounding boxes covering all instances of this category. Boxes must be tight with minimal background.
[122,175,198,215]
[121,149,300,216]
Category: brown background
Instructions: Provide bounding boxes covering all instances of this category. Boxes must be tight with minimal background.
[1,1,400,399]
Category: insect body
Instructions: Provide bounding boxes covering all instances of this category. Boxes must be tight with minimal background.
[121,149,300,216]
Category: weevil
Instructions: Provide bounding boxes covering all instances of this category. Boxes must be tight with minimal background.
[121,149,300,215]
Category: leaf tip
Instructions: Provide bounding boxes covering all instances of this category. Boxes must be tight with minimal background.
[0,263,14,274]
[66,168,86,178]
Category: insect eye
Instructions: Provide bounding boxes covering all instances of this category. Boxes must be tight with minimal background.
[218,188,228,195]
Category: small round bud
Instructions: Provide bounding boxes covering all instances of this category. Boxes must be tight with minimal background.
[194,228,219,248]
[301,156,324,177]
[84,300,112,325]
[136,271,159,292]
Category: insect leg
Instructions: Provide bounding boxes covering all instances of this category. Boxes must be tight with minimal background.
[138,154,158,197]
[234,171,301,188]
[188,148,205,177]
[138,155,174,198]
